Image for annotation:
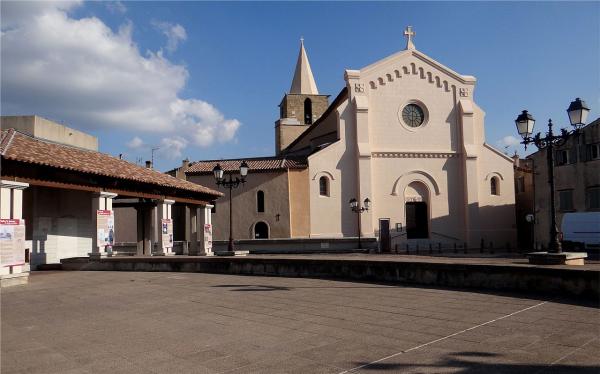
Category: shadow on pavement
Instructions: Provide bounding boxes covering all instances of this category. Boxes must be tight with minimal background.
[210,280,599,309]
[351,351,599,373]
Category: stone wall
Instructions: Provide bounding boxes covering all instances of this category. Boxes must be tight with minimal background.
[23,186,93,267]
[61,256,599,300]
[189,171,293,240]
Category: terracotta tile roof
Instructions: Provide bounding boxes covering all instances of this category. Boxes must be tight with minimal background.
[186,156,307,175]
[0,129,222,197]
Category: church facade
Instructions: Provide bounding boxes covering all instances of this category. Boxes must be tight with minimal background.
[179,28,517,249]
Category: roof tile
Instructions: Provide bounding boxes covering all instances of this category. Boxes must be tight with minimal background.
[1,129,222,197]
[186,156,307,174]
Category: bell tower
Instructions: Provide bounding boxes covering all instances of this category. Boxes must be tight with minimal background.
[275,39,329,155]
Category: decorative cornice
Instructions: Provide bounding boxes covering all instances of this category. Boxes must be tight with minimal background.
[368,58,457,95]
[372,151,457,159]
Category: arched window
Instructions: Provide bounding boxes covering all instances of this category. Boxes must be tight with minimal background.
[319,176,329,197]
[490,177,499,196]
[304,98,313,124]
[254,221,269,239]
[257,190,265,212]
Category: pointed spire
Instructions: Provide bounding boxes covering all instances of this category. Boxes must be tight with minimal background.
[290,38,319,95]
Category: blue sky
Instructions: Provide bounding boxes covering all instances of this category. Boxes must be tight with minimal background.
[2,1,598,171]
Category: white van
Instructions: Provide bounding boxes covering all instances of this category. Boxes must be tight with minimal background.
[561,212,600,250]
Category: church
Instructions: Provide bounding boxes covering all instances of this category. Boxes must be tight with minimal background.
[174,27,517,250]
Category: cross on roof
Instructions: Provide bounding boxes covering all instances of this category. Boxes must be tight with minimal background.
[404,26,416,50]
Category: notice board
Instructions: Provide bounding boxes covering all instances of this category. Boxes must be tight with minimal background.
[161,219,173,250]
[96,210,114,248]
[0,219,26,267]
[204,224,212,252]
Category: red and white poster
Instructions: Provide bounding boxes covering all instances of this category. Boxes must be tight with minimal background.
[0,219,26,267]
[161,219,173,250]
[204,224,212,252]
[96,210,114,248]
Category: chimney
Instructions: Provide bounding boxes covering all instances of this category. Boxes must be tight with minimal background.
[145,160,152,169]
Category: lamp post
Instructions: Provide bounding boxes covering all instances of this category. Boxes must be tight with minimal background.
[514,98,589,254]
[212,161,249,253]
[349,198,371,249]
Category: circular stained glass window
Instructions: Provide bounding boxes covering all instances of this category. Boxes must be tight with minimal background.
[402,104,425,127]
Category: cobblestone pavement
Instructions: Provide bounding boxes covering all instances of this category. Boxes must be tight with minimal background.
[2,271,599,373]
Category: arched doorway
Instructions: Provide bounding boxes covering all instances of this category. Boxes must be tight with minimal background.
[404,181,429,239]
[254,221,269,239]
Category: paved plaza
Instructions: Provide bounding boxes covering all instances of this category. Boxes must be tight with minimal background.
[2,271,599,374]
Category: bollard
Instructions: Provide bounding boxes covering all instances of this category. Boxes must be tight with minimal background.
[480,238,484,253]
[454,243,457,254]
[394,243,398,254]
[429,243,433,254]
[438,242,442,254]
[406,243,409,254]
[464,242,468,254]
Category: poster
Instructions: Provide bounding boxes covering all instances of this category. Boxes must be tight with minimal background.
[0,219,26,267]
[96,210,114,249]
[204,224,212,252]
[161,219,173,250]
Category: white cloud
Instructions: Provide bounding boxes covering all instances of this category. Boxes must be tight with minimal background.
[159,136,188,159]
[106,1,126,14]
[126,136,146,149]
[170,99,241,147]
[497,135,521,148]
[152,20,187,53]
[1,1,82,28]
[1,2,240,156]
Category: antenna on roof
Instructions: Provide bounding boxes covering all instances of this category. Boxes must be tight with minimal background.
[151,146,160,167]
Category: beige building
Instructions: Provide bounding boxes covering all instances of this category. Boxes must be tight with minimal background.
[528,118,600,248]
[174,28,517,249]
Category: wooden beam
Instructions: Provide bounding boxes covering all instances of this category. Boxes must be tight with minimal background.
[5,176,208,205]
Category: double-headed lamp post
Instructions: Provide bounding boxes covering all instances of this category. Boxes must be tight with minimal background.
[349,198,371,249]
[514,98,590,253]
[212,161,249,252]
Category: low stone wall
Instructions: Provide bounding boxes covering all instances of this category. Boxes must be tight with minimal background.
[61,256,599,300]
[213,237,377,253]
[112,241,187,255]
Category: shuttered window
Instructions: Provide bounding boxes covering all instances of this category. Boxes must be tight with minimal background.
[587,187,600,210]
[558,190,574,211]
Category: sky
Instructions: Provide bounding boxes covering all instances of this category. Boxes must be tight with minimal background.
[1,1,599,172]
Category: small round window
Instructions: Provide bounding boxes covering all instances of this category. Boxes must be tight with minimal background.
[402,104,425,127]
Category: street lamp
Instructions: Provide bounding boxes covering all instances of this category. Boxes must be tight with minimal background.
[349,197,371,249]
[212,161,249,253]
[514,98,590,254]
